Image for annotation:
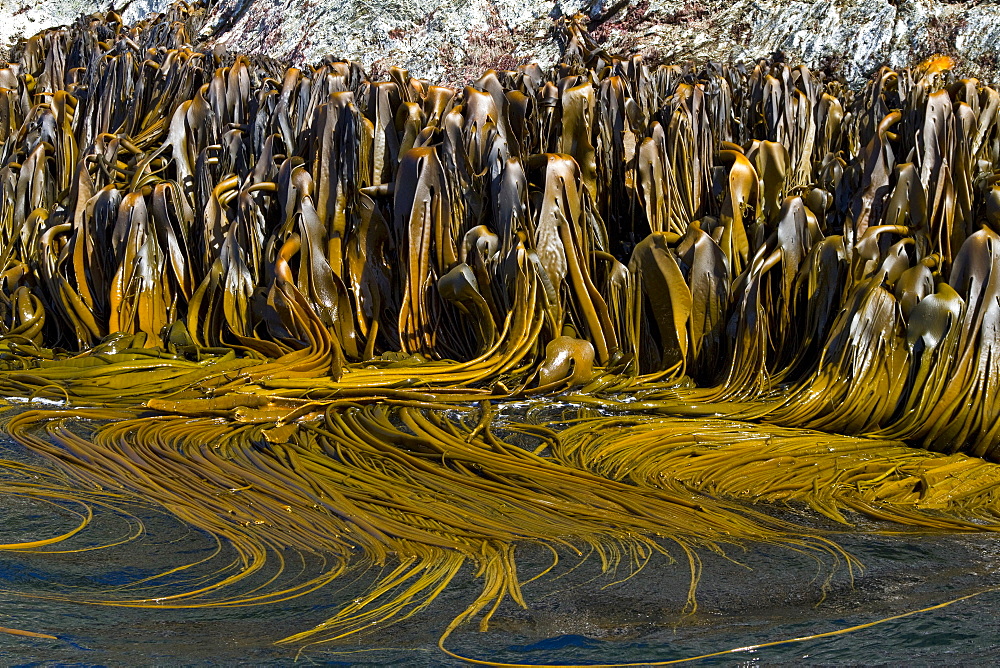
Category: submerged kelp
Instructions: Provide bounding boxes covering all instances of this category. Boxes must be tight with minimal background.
[1,1,1000,654]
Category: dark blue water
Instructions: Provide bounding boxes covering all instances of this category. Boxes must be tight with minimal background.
[0,430,997,665]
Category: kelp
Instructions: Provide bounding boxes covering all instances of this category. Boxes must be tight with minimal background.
[1,1,1000,656]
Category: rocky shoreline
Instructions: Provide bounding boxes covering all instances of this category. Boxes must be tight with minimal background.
[1,0,997,87]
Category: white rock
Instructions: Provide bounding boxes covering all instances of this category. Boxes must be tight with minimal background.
[0,0,996,86]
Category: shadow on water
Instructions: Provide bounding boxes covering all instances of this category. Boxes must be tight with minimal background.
[0,422,997,666]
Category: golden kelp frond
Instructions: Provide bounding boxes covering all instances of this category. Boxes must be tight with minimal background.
[546,413,1000,529]
[0,416,153,558]
[3,403,857,645]
[0,4,992,432]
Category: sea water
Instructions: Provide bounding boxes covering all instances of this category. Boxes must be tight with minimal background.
[0,415,997,666]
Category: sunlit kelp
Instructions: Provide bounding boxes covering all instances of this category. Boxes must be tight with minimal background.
[1,0,1000,653]
[4,406,856,637]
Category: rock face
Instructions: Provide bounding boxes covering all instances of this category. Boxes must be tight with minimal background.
[1,0,997,86]
[199,0,573,86]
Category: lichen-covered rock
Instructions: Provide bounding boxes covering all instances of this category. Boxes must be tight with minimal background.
[585,0,992,86]
[0,0,997,87]
[199,0,583,86]
[0,0,173,50]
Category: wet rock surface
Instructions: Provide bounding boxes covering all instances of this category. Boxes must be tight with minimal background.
[0,0,995,86]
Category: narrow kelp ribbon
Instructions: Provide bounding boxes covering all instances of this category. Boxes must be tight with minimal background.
[1,403,874,644]
[436,584,1000,667]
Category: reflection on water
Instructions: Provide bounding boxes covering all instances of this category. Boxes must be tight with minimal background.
[0,421,998,665]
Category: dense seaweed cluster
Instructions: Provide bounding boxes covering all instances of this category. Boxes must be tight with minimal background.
[2,1,1000,652]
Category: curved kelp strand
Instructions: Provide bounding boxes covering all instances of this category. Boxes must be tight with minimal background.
[3,404,856,645]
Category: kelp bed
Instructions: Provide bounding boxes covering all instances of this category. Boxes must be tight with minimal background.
[1,2,1000,661]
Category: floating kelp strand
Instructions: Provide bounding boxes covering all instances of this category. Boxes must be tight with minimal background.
[0,418,165,569]
[4,409,353,605]
[0,402,867,644]
[545,414,1000,531]
[0,346,259,405]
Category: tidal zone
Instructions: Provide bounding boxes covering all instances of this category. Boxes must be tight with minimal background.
[0,2,997,661]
